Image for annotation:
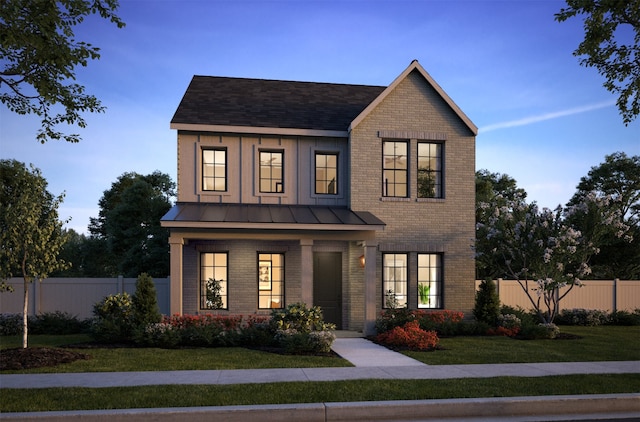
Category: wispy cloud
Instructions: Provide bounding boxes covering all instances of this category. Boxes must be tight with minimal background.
[479,100,616,133]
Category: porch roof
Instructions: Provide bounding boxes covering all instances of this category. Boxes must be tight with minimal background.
[161,203,386,231]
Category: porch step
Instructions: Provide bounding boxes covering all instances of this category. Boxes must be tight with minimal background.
[331,338,427,367]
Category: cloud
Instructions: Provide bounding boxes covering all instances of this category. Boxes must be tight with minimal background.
[479,100,616,133]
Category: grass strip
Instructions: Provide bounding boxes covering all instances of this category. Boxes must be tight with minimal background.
[1,374,639,413]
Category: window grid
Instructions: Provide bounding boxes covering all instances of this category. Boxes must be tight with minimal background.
[382,253,408,308]
[417,143,443,198]
[417,253,443,309]
[259,150,283,193]
[382,141,408,197]
[200,252,228,310]
[258,253,285,309]
[315,152,338,194]
[202,148,227,192]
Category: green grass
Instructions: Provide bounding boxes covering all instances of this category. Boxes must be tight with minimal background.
[1,374,638,412]
[0,334,352,373]
[404,326,640,364]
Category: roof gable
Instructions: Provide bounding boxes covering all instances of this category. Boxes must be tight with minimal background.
[349,60,478,135]
[171,76,384,133]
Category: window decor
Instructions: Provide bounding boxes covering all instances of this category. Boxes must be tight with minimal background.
[383,253,407,308]
[417,142,443,198]
[417,253,443,308]
[200,252,228,309]
[258,253,284,309]
[382,140,408,197]
[202,148,226,191]
[315,152,338,194]
[259,150,283,193]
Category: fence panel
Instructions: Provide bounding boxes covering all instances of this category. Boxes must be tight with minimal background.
[0,277,170,319]
[476,279,640,312]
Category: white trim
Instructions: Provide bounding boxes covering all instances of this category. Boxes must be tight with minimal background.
[171,123,348,138]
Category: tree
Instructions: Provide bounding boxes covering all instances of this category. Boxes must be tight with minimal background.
[473,279,501,326]
[89,171,175,277]
[0,159,69,348]
[567,152,640,278]
[132,273,161,327]
[475,170,527,280]
[476,193,629,325]
[555,0,640,124]
[0,0,125,143]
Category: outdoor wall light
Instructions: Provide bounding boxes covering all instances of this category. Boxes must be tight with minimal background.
[359,254,365,268]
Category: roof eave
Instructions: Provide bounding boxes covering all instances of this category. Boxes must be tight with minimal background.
[170,123,348,138]
[160,221,385,231]
[349,60,478,136]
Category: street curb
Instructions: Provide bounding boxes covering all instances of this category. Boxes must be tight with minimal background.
[1,393,638,421]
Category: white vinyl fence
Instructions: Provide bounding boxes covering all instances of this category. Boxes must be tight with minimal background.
[476,279,640,313]
[0,277,170,319]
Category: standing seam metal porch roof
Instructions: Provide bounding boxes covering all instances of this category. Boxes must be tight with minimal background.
[161,203,386,230]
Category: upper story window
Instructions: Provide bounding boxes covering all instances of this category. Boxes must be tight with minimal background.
[382,140,407,197]
[259,150,283,193]
[417,143,443,198]
[202,148,226,191]
[315,152,338,194]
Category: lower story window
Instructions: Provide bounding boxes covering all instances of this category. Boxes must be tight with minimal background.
[417,254,443,309]
[383,253,407,308]
[200,252,228,310]
[258,253,284,309]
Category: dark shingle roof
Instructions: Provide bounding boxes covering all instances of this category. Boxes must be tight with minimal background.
[171,76,386,132]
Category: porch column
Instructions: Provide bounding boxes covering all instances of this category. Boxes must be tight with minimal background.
[363,241,378,336]
[300,239,314,305]
[168,235,184,315]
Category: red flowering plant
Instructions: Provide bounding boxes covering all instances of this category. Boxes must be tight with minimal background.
[375,320,439,351]
[160,314,271,347]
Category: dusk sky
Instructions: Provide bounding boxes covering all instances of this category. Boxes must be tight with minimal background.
[1,0,638,234]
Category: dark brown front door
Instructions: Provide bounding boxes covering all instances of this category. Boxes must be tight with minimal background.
[313,252,342,329]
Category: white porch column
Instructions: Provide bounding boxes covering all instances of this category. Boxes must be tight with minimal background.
[168,235,184,315]
[363,241,378,336]
[300,239,314,306]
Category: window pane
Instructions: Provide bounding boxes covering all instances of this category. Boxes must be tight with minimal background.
[258,253,285,309]
[315,153,338,195]
[383,253,407,308]
[417,253,443,309]
[201,252,227,310]
[417,143,443,198]
[202,149,226,192]
[382,141,408,198]
[260,151,284,193]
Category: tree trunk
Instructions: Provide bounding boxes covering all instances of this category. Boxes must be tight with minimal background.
[22,277,29,349]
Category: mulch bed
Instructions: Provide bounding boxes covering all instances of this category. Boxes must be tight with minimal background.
[0,347,91,371]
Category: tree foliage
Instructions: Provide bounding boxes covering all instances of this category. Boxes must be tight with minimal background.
[0,0,124,143]
[567,152,640,278]
[88,171,175,277]
[555,0,640,124]
[0,159,69,347]
[132,273,161,327]
[476,192,629,324]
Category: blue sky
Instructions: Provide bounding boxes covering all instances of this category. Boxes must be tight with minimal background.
[1,0,638,234]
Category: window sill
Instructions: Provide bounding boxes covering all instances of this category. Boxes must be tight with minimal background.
[380,197,411,202]
[416,197,445,203]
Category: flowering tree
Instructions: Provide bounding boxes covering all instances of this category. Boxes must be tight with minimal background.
[476,192,630,324]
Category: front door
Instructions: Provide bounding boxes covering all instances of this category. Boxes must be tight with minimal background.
[313,252,342,329]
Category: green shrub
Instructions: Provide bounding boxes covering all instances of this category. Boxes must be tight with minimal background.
[132,273,162,327]
[517,323,559,339]
[275,329,336,354]
[90,293,135,343]
[270,303,336,354]
[30,311,88,334]
[473,279,500,325]
[0,313,22,336]
[501,305,537,327]
[375,308,417,333]
[608,309,640,326]
[133,322,182,348]
[555,308,609,326]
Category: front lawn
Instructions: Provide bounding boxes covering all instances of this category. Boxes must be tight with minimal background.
[404,326,640,364]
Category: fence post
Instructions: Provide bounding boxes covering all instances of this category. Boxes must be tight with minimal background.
[118,275,124,294]
[613,278,618,312]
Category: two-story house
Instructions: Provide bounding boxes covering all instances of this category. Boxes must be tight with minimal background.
[161,60,477,334]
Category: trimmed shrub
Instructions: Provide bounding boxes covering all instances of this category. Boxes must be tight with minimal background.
[132,273,161,327]
[134,322,182,348]
[90,293,135,343]
[609,309,640,326]
[473,279,500,325]
[375,308,416,333]
[0,313,22,336]
[376,320,439,351]
[30,311,88,334]
[555,308,609,326]
[270,303,336,354]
